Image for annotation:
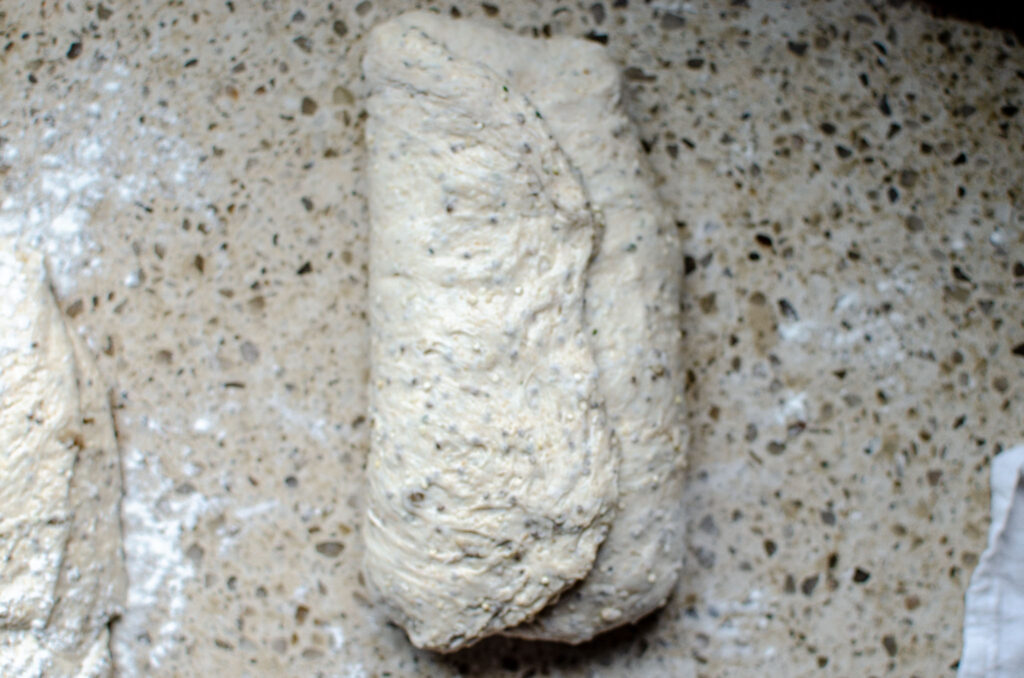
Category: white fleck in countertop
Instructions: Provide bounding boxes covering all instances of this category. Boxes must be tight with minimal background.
[1,1,1022,676]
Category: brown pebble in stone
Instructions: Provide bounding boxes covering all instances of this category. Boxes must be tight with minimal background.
[315,541,345,557]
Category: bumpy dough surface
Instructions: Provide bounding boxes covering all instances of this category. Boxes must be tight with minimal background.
[389,13,688,643]
[1,242,125,677]
[363,20,617,652]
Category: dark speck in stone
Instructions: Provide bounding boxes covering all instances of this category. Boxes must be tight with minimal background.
[888,186,899,203]
[699,514,718,535]
[755,233,772,247]
[301,97,318,115]
[899,168,918,188]
[301,196,314,212]
[882,634,898,657]
[820,122,837,135]
[297,262,313,275]
[686,57,705,69]
[954,104,977,117]
[1013,261,1024,276]
[764,539,777,556]
[184,58,198,68]
[820,510,836,526]
[888,123,902,138]
[801,574,819,595]
[1011,342,1024,358]
[835,145,853,158]
[481,3,499,16]
[879,94,891,116]
[1002,104,1019,117]
[584,31,608,45]
[853,567,871,583]
[953,152,968,165]
[333,20,348,38]
[784,574,796,594]
[778,298,798,320]
[590,2,606,25]
[67,42,82,59]
[952,265,972,282]
[905,215,924,232]
[787,41,808,56]
[921,142,933,154]
[660,12,686,29]
[684,255,696,275]
[693,546,716,569]
[623,66,656,82]
[613,0,627,7]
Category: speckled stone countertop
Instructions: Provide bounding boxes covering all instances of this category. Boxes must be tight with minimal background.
[2,0,1022,676]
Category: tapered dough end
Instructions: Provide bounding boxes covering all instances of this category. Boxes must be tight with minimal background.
[1,240,125,675]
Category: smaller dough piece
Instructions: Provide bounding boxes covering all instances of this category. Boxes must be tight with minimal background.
[1,242,125,677]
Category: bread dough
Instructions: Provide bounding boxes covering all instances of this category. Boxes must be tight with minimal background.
[363,13,686,650]
[389,13,688,643]
[1,242,125,677]
[362,20,618,652]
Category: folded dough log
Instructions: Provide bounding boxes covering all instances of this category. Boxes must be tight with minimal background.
[363,21,617,652]
[387,13,689,644]
[1,243,126,677]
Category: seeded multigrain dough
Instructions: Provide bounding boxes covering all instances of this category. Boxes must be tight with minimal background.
[362,21,617,652]
[1,243,125,677]
[389,13,688,643]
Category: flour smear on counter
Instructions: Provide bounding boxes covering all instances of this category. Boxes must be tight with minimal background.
[1,67,217,675]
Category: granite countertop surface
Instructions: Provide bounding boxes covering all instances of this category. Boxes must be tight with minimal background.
[2,0,1022,676]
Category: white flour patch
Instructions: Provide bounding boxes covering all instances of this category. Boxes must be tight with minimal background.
[113,447,218,674]
[0,69,205,298]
